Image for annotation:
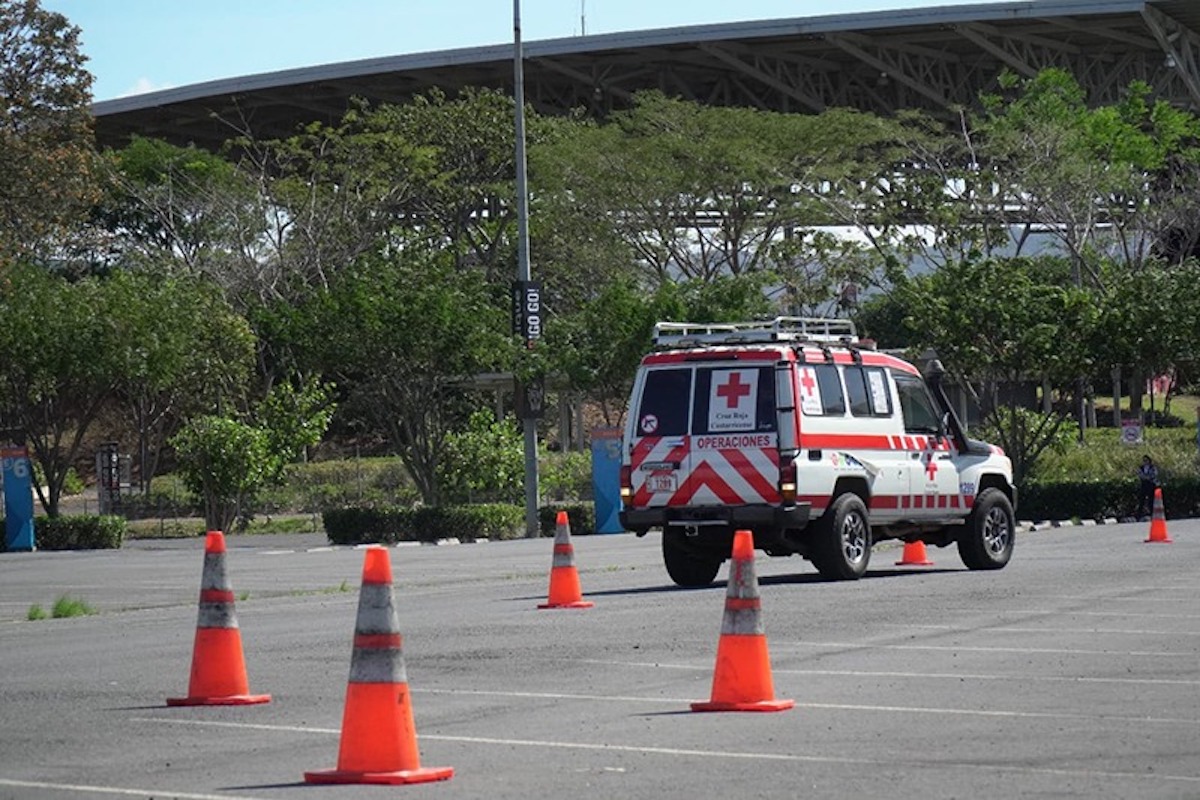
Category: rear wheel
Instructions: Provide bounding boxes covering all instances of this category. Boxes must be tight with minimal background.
[957,488,1015,570]
[662,530,723,587]
[810,493,871,581]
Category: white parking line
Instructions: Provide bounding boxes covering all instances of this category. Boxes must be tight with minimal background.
[771,640,1195,658]
[0,778,259,800]
[904,622,1200,637]
[126,717,1200,786]
[571,658,1200,686]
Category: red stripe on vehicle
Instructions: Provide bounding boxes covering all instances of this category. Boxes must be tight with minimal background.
[799,433,898,450]
[678,461,743,505]
[721,448,778,502]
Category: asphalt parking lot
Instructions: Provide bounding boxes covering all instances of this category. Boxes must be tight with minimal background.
[1,518,1198,799]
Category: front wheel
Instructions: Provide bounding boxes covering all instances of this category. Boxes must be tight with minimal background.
[662,530,723,587]
[957,488,1015,570]
[810,493,871,581]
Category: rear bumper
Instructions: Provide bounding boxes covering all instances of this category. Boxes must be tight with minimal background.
[620,503,810,532]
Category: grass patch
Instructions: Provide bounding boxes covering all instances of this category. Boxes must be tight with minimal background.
[123,513,323,540]
[51,595,94,618]
[28,595,95,620]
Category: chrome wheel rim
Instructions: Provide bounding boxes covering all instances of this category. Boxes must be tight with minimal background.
[841,512,869,565]
[983,506,1011,555]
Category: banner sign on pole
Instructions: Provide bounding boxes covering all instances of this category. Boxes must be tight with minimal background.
[1,444,35,551]
[511,281,542,350]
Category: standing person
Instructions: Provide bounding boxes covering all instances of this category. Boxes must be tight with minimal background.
[1136,455,1159,519]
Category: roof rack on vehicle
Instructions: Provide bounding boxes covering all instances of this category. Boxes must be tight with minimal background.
[652,317,859,349]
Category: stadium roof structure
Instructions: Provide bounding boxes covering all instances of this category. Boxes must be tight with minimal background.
[93,0,1200,151]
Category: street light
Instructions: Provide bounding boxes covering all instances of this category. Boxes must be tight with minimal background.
[513,0,540,538]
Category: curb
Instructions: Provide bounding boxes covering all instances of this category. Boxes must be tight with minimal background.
[1020,517,1125,532]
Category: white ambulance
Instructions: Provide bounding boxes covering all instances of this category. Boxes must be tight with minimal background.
[618,317,1017,586]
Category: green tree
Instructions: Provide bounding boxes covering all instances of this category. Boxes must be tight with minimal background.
[0,264,121,515]
[94,136,262,278]
[380,87,531,284]
[299,246,510,505]
[900,256,1097,485]
[970,70,1200,419]
[170,379,333,532]
[535,92,811,287]
[545,273,773,425]
[106,271,256,493]
[0,0,98,266]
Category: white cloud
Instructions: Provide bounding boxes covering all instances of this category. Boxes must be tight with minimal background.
[118,77,173,98]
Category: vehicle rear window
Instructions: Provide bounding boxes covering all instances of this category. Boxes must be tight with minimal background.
[693,366,776,434]
[635,369,692,436]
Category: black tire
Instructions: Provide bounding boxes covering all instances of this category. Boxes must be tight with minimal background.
[810,493,871,581]
[957,487,1015,570]
[662,530,723,588]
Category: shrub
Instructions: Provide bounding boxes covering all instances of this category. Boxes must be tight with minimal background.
[1019,476,1200,521]
[541,449,594,502]
[269,458,419,511]
[538,503,596,536]
[31,515,125,550]
[323,503,526,544]
[437,410,525,504]
[412,504,525,542]
[322,506,413,545]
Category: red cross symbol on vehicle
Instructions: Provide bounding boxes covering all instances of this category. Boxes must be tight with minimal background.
[924,451,938,481]
[799,368,816,397]
[716,372,752,408]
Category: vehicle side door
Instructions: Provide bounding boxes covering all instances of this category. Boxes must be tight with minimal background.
[893,371,961,516]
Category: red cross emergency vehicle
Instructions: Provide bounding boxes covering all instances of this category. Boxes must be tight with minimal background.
[618,317,1017,586]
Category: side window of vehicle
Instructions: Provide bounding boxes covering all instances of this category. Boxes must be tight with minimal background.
[894,372,942,433]
[694,366,777,434]
[636,369,691,436]
[844,366,893,417]
[797,364,844,416]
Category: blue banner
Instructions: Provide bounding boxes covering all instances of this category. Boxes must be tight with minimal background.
[2,445,36,552]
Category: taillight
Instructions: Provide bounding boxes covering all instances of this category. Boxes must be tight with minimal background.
[620,465,633,504]
[779,460,797,504]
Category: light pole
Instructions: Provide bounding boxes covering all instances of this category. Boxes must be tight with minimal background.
[513,0,540,538]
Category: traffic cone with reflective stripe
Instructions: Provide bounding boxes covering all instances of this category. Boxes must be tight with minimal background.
[538,511,594,609]
[691,530,793,713]
[896,540,934,566]
[167,531,270,706]
[305,546,453,786]
[1145,488,1173,543]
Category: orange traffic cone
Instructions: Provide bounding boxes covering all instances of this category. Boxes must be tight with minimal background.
[305,546,453,786]
[538,511,594,609]
[168,531,271,706]
[691,530,794,713]
[1145,487,1173,543]
[896,540,934,566]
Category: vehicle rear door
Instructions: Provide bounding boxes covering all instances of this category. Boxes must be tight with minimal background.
[628,361,779,509]
[686,364,779,507]
[628,366,693,508]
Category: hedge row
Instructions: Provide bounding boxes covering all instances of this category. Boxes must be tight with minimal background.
[322,502,601,545]
[0,515,126,552]
[1018,477,1200,522]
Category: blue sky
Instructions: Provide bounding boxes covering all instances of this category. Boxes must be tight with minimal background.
[43,0,995,102]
